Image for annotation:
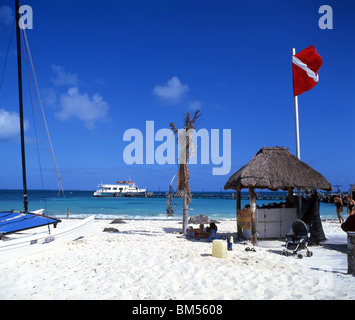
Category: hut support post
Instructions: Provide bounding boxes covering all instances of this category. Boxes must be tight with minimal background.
[287,189,294,207]
[236,189,242,238]
[297,188,302,218]
[249,188,257,245]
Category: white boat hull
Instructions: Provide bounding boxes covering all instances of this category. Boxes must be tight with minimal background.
[0,215,95,264]
[93,181,146,197]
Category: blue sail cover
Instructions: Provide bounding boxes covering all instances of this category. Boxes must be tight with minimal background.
[0,211,61,236]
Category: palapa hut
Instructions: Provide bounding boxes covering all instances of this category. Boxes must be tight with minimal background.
[224,147,332,244]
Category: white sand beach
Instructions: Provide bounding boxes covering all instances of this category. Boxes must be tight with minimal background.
[0,218,354,300]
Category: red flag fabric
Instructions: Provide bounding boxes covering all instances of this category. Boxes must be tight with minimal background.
[292,45,323,96]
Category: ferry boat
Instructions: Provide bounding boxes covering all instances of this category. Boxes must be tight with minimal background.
[93,181,146,197]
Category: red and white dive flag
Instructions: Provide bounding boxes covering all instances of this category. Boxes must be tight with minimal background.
[292,45,323,96]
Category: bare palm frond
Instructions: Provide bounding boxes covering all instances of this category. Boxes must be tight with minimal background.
[169,122,178,135]
[184,112,190,124]
[185,109,201,130]
[191,109,202,126]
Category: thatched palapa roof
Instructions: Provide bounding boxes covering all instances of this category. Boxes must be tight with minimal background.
[224,147,332,192]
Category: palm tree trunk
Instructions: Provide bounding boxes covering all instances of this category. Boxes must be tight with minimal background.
[182,193,189,234]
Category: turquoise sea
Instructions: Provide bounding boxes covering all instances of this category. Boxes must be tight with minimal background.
[0,189,339,221]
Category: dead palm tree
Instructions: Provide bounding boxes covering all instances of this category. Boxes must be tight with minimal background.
[169,109,201,234]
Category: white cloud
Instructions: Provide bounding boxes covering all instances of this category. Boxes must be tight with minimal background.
[41,88,57,107]
[50,65,79,87]
[0,108,29,140]
[0,5,14,28]
[56,87,110,129]
[152,76,189,104]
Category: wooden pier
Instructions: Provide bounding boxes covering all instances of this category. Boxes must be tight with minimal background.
[114,192,287,201]
[110,191,348,203]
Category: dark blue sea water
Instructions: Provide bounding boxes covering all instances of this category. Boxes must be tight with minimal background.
[0,189,338,220]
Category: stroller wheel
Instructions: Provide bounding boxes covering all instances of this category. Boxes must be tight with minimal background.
[306,251,313,257]
[297,253,303,259]
[282,250,289,256]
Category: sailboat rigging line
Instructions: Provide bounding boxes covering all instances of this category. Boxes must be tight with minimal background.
[15,0,28,213]
[0,18,15,93]
[21,27,65,197]
[21,30,48,217]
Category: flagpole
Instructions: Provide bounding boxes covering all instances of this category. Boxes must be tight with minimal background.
[292,48,301,160]
[293,47,302,217]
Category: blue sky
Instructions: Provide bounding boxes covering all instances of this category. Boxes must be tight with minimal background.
[0,0,354,192]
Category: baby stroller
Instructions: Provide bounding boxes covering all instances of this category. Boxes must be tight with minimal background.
[282,219,313,259]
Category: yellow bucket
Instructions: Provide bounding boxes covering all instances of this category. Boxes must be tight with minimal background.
[212,239,227,258]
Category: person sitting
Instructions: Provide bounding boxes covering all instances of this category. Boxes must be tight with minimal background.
[186,225,210,239]
[205,222,217,232]
[186,222,219,240]
[341,207,355,232]
[207,222,220,241]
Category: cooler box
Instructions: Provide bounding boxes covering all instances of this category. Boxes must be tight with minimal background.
[212,239,227,258]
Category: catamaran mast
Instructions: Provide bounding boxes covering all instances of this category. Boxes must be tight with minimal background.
[15,0,28,212]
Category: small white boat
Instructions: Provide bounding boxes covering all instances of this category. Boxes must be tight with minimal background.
[93,180,146,197]
[0,213,94,264]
